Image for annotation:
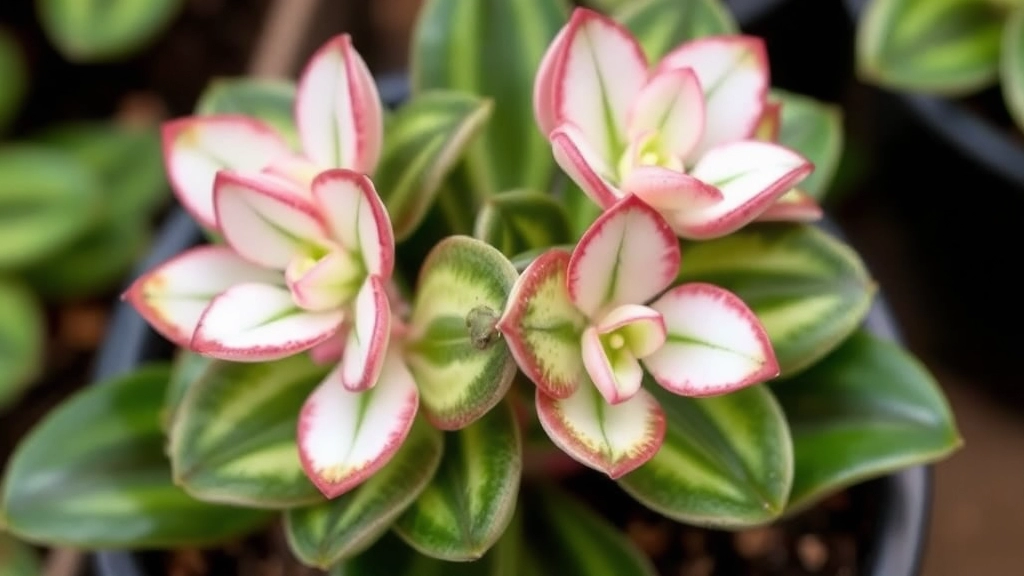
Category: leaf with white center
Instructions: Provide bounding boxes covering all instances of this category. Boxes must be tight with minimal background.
[550,123,622,209]
[497,250,588,399]
[286,251,361,312]
[584,304,666,405]
[473,189,573,258]
[296,34,383,172]
[1002,7,1024,134]
[0,281,44,411]
[568,194,680,318]
[773,331,961,512]
[617,0,737,62]
[375,91,492,240]
[169,354,330,508]
[645,283,778,396]
[124,246,281,348]
[162,116,291,228]
[536,384,665,478]
[394,400,521,560]
[756,189,823,223]
[618,383,793,527]
[676,224,875,377]
[406,236,519,429]
[621,165,722,213]
[196,78,300,150]
[214,170,328,270]
[192,283,344,362]
[298,349,420,499]
[770,90,844,199]
[674,140,813,239]
[311,169,395,278]
[657,35,769,158]
[340,276,392,391]
[285,417,443,568]
[627,67,705,158]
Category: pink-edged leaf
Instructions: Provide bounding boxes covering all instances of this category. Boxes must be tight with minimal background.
[622,165,722,213]
[192,282,344,362]
[285,250,363,312]
[497,250,588,399]
[754,100,782,142]
[755,189,823,223]
[214,171,329,270]
[341,276,392,392]
[568,194,680,319]
[627,67,705,158]
[295,34,384,173]
[583,304,666,405]
[309,333,346,365]
[673,141,813,239]
[310,169,395,279]
[644,282,779,397]
[123,246,280,347]
[162,116,291,229]
[298,348,419,499]
[536,385,665,479]
[595,304,666,359]
[551,123,621,209]
[534,25,571,138]
[260,153,320,191]
[657,36,769,159]
[552,8,649,161]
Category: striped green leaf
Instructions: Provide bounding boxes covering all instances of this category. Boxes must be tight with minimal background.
[677,224,875,377]
[163,350,214,431]
[376,91,492,240]
[37,0,184,62]
[771,90,843,200]
[169,355,331,508]
[0,29,27,134]
[411,0,568,193]
[0,145,102,269]
[285,417,443,569]
[406,236,519,429]
[774,330,962,512]
[0,534,40,576]
[618,0,737,62]
[394,400,521,560]
[0,365,270,547]
[562,181,604,240]
[617,383,793,528]
[196,78,301,150]
[0,281,44,411]
[474,190,573,258]
[1001,7,1024,133]
[856,0,1003,94]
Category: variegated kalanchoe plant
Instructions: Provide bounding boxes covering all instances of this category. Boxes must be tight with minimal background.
[0,0,961,573]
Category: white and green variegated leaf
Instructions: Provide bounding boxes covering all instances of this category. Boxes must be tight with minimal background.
[617,383,793,528]
[37,0,185,62]
[394,400,522,560]
[406,236,519,430]
[0,533,40,576]
[195,78,300,150]
[677,224,875,377]
[618,0,737,61]
[375,91,492,240]
[1001,7,1024,133]
[474,190,573,258]
[162,350,214,431]
[0,281,44,411]
[771,90,843,200]
[284,417,443,569]
[169,354,331,508]
[412,0,568,193]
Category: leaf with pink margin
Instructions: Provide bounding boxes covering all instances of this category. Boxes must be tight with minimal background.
[550,123,621,209]
[285,250,363,312]
[123,246,280,347]
[582,304,666,406]
[536,384,665,479]
[621,165,722,213]
[534,24,571,138]
[755,189,823,223]
[644,282,778,397]
[310,169,395,279]
[295,34,383,173]
[627,67,705,158]
[340,276,392,392]
[298,348,420,499]
[162,116,291,229]
[567,194,680,319]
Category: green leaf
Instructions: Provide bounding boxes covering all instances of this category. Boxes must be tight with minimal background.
[163,349,214,431]
[376,91,492,240]
[36,0,185,62]
[340,524,521,576]
[773,330,961,512]
[771,90,844,200]
[168,354,330,509]
[411,0,568,193]
[618,0,737,61]
[0,534,40,576]
[474,190,573,258]
[0,365,270,547]
[0,29,27,134]
[1001,7,1024,133]
[406,236,519,429]
[196,78,301,150]
[521,485,656,576]
[0,145,101,269]
[285,417,443,569]
[394,400,522,560]
[618,384,793,528]
[561,181,604,241]
[678,224,875,377]
[0,281,44,411]
[856,0,1004,94]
